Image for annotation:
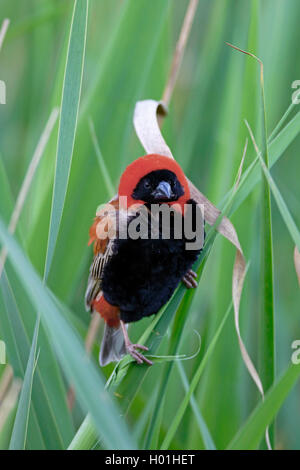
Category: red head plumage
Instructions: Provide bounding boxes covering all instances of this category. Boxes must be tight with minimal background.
[118,154,190,209]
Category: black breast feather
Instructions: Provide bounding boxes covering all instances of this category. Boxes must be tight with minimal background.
[101,199,203,323]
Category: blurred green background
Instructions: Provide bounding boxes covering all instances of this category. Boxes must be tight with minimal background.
[0,0,299,450]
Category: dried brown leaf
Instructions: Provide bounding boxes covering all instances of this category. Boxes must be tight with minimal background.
[133,99,271,449]
[162,0,199,106]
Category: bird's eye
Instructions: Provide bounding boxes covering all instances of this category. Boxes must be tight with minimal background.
[144,181,151,189]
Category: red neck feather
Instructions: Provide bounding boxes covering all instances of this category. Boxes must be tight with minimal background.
[118,154,190,210]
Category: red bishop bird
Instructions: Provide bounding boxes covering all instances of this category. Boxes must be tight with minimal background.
[85,154,203,366]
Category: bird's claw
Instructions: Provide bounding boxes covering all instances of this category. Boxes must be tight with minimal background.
[182,269,198,289]
[126,343,153,366]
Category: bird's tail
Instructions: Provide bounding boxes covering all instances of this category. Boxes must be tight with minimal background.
[99,323,127,366]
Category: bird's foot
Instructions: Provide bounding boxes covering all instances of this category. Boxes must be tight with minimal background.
[126,343,153,366]
[182,269,198,289]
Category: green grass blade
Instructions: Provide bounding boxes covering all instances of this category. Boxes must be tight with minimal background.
[268,102,296,141]
[67,414,99,451]
[228,109,300,216]
[160,302,232,449]
[9,319,39,450]
[226,46,275,448]
[258,59,275,448]
[88,118,115,199]
[0,270,73,449]
[143,289,199,449]
[227,363,300,450]
[256,148,300,252]
[0,219,137,450]
[176,361,216,450]
[44,0,88,280]
[0,156,14,224]
[69,271,206,450]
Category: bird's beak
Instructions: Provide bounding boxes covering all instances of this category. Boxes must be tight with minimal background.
[152,181,172,200]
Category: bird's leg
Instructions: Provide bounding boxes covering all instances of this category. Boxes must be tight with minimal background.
[120,320,153,366]
[182,269,198,289]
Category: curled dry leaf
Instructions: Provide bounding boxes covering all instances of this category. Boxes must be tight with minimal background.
[134,100,270,447]
[134,100,243,253]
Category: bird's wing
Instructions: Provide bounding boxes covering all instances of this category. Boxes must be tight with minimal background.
[85,197,119,311]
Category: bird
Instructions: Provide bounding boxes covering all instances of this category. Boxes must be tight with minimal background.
[85,153,204,366]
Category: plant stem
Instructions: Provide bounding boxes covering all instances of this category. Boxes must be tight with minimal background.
[259,69,275,449]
